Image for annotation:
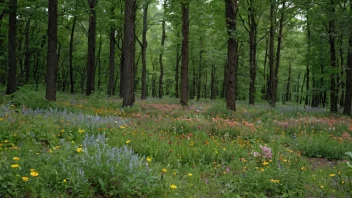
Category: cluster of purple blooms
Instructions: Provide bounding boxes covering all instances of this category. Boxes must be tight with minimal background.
[253,145,272,159]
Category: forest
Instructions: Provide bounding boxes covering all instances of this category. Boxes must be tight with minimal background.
[1,0,352,113]
[0,0,352,197]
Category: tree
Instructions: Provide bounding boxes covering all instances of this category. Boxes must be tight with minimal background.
[225,0,238,111]
[108,5,116,97]
[269,0,276,107]
[141,0,151,99]
[69,2,78,94]
[6,0,17,95]
[86,0,98,96]
[46,0,58,101]
[343,1,352,115]
[180,2,189,106]
[159,0,167,98]
[122,0,136,107]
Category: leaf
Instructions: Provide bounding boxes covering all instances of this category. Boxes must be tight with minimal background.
[98,177,105,190]
[345,152,352,158]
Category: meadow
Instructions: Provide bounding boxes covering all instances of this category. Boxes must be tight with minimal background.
[0,88,351,197]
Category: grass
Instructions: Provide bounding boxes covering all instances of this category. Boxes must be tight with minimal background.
[0,88,351,197]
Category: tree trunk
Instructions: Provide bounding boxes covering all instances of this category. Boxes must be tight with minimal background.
[210,64,216,99]
[122,0,136,107]
[97,34,102,90]
[285,62,291,102]
[69,5,77,94]
[45,0,58,101]
[269,0,276,107]
[159,0,167,98]
[248,0,257,105]
[108,7,116,97]
[175,39,180,98]
[329,0,338,113]
[23,18,31,84]
[225,0,238,111]
[343,1,352,115]
[86,0,97,96]
[6,0,17,95]
[306,12,310,106]
[180,3,189,106]
[141,1,150,99]
[197,36,203,101]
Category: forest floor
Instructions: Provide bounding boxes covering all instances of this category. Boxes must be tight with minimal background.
[0,88,351,197]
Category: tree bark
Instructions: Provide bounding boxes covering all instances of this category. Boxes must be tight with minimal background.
[159,0,167,98]
[6,0,17,95]
[210,64,216,99]
[69,5,77,94]
[248,0,257,105]
[329,0,338,113]
[225,0,238,111]
[197,37,203,101]
[269,0,276,107]
[86,0,98,96]
[46,0,58,101]
[343,1,352,115]
[180,2,189,106]
[175,38,180,98]
[141,1,150,99]
[108,7,116,97]
[285,62,291,102]
[122,0,136,107]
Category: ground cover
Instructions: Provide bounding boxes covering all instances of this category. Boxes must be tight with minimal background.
[0,89,351,197]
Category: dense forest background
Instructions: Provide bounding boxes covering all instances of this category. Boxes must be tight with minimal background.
[1,0,352,114]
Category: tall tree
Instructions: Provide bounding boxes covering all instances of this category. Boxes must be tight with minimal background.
[329,0,338,113]
[86,0,98,96]
[159,0,167,98]
[46,0,58,101]
[225,0,238,111]
[141,0,151,99]
[269,0,276,107]
[122,0,136,107]
[6,0,17,95]
[343,1,352,115]
[108,6,116,97]
[180,2,189,106]
[69,3,78,94]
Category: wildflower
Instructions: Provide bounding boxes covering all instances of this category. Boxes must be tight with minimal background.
[170,184,177,189]
[11,164,20,168]
[162,168,167,173]
[77,148,83,153]
[188,173,192,177]
[78,129,85,133]
[30,171,39,177]
[260,168,265,172]
[63,179,67,183]
[329,174,335,177]
[4,140,9,143]
[126,140,131,144]
[270,179,280,183]
[320,185,324,189]
[120,126,126,129]
[60,129,65,133]
[13,157,20,161]
[146,156,152,162]
[0,117,3,121]
[301,167,306,171]
[22,177,29,181]
[262,161,269,166]
[341,180,345,184]
[173,172,177,176]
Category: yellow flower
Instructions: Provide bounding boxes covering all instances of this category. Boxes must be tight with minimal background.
[173,172,177,176]
[77,148,83,153]
[126,140,131,144]
[170,184,177,189]
[260,168,264,172]
[78,129,85,133]
[60,129,65,133]
[329,174,335,177]
[30,171,39,177]
[0,117,3,121]
[13,157,20,161]
[120,126,126,129]
[63,179,67,183]
[4,140,9,143]
[341,180,345,184]
[188,173,193,177]
[270,179,280,183]
[262,161,269,166]
[162,168,167,173]
[146,157,152,162]
[301,167,306,171]
[22,177,29,181]
[320,185,324,189]
[11,164,20,168]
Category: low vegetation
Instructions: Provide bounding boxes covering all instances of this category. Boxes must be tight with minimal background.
[0,88,351,197]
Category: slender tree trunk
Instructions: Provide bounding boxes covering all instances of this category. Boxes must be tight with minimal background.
[197,37,203,101]
[248,0,257,105]
[122,0,136,107]
[180,3,189,106]
[23,18,31,84]
[46,0,58,101]
[175,38,180,98]
[329,0,338,113]
[97,34,102,90]
[108,7,116,97]
[159,0,167,98]
[69,5,77,94]
[141,1,149,99]
[269,0,276,107]
[343,1,352,115]
[86,0,97,96]
[210,64,216,99]
[306,12,310,106]
[6,0,17,95]
[285,62,291,102]
[225,0,238,111]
